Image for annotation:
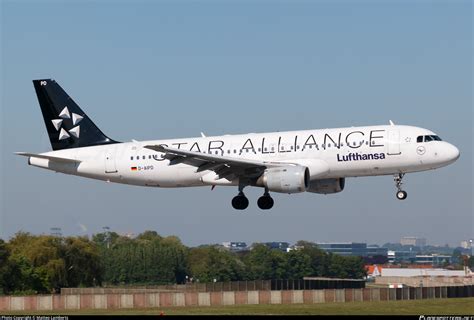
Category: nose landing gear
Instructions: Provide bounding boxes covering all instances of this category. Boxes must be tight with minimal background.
[394,173,408,200]
[396,190,408,200]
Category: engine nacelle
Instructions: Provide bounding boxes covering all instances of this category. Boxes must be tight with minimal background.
[307,178,345,194]
[258,166,310,194]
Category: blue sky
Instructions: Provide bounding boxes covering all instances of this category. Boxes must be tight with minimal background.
[1,1,472,246]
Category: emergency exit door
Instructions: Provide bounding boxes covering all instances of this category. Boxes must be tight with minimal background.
[387,130,401,155]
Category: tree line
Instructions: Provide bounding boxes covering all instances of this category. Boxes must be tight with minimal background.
[0,231,366,295]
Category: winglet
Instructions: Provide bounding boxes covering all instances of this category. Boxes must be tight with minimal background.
[389,120,395,126]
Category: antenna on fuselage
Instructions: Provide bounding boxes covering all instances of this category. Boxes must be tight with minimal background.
[389,120,395,126]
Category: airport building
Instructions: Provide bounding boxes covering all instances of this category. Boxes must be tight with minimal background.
[222,242,248,252]
[263,242,290,252]
[388,250,417,263]
[315,242,388,257]
[367,245,389,257]
[414,254,452,265]
[388,250,452,266]
[400,237,427,247]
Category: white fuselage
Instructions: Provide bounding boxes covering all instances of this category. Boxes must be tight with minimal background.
[28,124,460,191]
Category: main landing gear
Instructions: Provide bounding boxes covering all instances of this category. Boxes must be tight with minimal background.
[232,192,249,210]
[257,190,274,210]
[231,186,274,210]
[232,184,249,210]
[394,173,408,200]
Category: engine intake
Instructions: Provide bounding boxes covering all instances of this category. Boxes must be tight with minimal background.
[258,165,310,194]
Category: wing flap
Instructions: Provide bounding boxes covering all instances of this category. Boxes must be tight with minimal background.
[144,144,273,180]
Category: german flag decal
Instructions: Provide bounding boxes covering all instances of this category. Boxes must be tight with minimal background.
[131,167,137,171]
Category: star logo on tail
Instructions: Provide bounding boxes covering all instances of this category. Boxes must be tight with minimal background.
[51,106,83,141]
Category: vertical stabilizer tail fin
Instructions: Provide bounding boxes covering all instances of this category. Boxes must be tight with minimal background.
[33,79,118,150]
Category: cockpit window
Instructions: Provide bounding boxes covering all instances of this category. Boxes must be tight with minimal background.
[417,135,442,143]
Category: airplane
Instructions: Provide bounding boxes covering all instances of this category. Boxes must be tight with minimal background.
[16,79,460,210]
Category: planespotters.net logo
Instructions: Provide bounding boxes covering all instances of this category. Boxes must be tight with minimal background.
[419,316,474,320]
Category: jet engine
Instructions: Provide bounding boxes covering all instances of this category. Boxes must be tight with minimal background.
[257,166,310,194]
[307,178,345,194]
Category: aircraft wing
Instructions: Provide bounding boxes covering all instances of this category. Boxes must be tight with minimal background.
[144,145,284,181]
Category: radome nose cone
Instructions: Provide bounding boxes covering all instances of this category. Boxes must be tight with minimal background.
[448,144,460,162]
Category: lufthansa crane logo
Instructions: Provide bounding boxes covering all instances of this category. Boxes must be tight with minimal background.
[416,146,426,155]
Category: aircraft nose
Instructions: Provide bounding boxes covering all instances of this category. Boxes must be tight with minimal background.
[445,143,460,163]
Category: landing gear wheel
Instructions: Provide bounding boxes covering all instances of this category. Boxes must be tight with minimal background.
[257,194,274,210]
[396,190,407,200]
[393,173,407,200]
[232,193,249,210]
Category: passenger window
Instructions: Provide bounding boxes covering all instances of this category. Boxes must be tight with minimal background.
[130,156,133,161]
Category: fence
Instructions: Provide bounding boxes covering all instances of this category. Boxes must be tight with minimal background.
[272,278,365,290]
[61,281,270,295]
[1,286,473,312]
[61,279,364,295]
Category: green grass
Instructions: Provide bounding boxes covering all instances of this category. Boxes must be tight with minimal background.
[4,298,474,315]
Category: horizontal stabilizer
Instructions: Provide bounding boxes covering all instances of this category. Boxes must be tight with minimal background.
[15,152,81,164]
